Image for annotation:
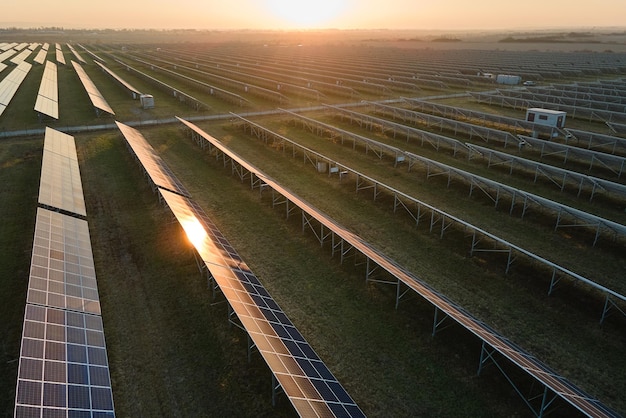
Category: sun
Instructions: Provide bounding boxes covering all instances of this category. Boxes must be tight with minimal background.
[266,0,348,28]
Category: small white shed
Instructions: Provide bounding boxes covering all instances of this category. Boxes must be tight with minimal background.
[140,94,155,109]
[525,108,566,128]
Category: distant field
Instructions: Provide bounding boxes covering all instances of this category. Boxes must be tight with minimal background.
[1,31,625,417]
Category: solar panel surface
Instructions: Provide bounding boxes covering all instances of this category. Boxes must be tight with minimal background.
[27,208,100,315]
[115,121,191,197]
[39,128,86,216]
[34,61,59,119]
[158,188,366,417]
[15,304,114,418]
[71,61,114,115]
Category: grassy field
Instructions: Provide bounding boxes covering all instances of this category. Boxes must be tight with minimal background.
[1,33,625,417]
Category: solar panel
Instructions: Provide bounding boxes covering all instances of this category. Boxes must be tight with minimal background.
[38,128,86,217]
[0,49,16,63]
[34,49,48,64]
[14,304,115,418]
[115,121,191,197]
[15,125,115,416]
[0,61,32,117]
[34,61,59,119]
[71,61,114,115]
[56,46,66,65]
[158,188,365,417]
[10,48,33,65]
[94,60,142,98]
[27,208,99,314]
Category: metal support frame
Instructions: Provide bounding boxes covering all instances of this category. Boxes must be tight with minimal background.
[271,374,284,407]
[600,295,626,324]
[477,342,558,418]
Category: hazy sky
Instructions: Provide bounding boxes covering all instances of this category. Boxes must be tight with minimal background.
[3,0,626,31]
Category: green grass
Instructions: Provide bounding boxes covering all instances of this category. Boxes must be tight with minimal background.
[0,137,41,416]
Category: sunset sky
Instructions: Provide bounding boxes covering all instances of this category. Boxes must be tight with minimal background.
[3,0,626,31]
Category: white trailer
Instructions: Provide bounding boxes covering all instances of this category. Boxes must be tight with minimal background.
[525,108,566,128]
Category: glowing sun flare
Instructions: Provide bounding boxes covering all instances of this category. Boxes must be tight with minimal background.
[181,218,208,248]
[267,0,347,28]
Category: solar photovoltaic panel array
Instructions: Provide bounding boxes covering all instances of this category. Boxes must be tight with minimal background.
[159,189,365,418]
[0,49,16,63]
[26,208,101,314]
[10,48,33,65]
[177,117,621,418]
[115,121,190,197]
[15,127,115,417]
[34,43,49,65]
[16,303,114,417]
[116,120,364,416]
[0,61,32,117]
[71,61,114,115]
[38,127,86,216]
[34,61,59,119]
[56,44,66,66]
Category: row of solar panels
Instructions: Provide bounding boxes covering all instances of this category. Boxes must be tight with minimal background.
[115,120,366,417]
[176,117,621,418]
[233,111,626,324]
[15,127,115,417]
[0,42,119,120]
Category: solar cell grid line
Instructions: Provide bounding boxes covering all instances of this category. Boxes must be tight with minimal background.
[115,121,191,198]
[34,61,59,119]
[157,188,366,418]
[27,208,100,315]
[176,117,620,418]
[14,303,115,418]
[71,60,115,116]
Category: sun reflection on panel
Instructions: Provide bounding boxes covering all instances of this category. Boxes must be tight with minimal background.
[180,217,208,249]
